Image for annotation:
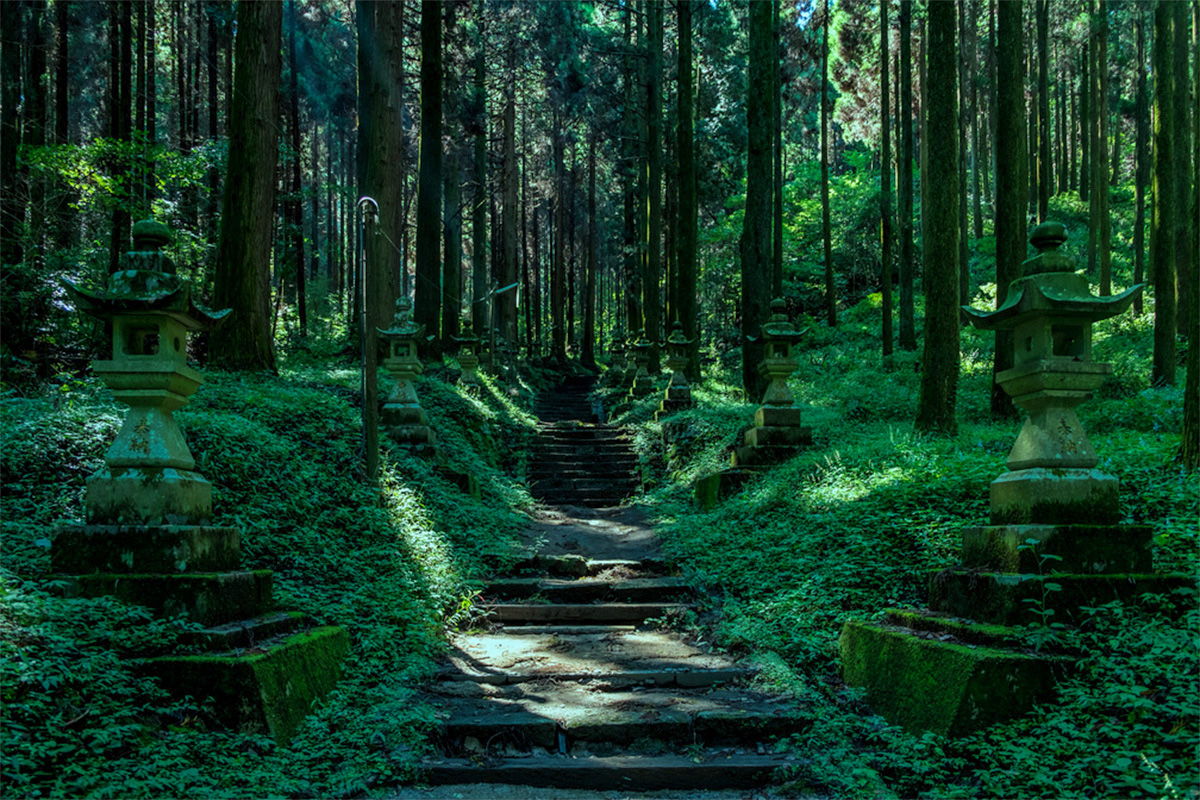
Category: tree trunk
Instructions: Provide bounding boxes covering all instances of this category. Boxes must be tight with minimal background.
[211,0,281,372]
[772,0,783,298]
[1151,1,1176,386]
[415,0,443,350]
[552,116,567,361]
[645,0,663,371]
[1179,0,1199,469]
[0,1,23,267]
[1172,0,1192,339]
[1036,0,1050,221]
[881,0,893,357]
[821,0,835,327]
[677,0,699,379]
[914,0,960,436]
[993,0,1026,419]
[287,0,306,337]
[500,85,518,344]
[622,4,640,337]
[898,0,916,350]
[1133,7,1148,316]
[957,0,970,307]
[472,13,487,337]
[583,134,597,368]
[741,0,772,397]
[443,149,462,346]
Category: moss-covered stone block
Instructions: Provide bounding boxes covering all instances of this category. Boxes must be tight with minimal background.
[65,570,273,626]
[927,570,1194,626]
[960,524,1152,574]
[989,468,1119,525]
[839,619,1062,737]
[53,525,240,574]
[150,625,350,744]
[694,468,759,509]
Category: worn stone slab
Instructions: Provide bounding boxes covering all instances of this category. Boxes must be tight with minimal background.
[442,630,750,685]
[485,604,687,625]
[418,753,788,790]
[484,577,688,604]
[960,524,1152,574]
[65,570,274,626]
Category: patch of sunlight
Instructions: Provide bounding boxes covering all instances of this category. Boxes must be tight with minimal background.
[380,464,459,591]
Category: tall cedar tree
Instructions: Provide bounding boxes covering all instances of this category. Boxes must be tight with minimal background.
[645,0,664,371]
[415,0,443,352]
[1133,8,1149,315]
[1091,1,1111,296]
[1151,1,1175,387]
[211,0,281,372]
[880,0,893,356]
[501,75,518,343]
[914,0,959,435]
[1036,0,1050,222]
[443,149,462,344]
[1181,1,1199,469]
[0,1,22,267]
[772,0,783,297]
[820,0,835,327]
[992,0,1026,419]
[471,5,487,337]
[677,0,699,379]
[357,0,404,479]
[897,0,916,350]
[582,135,597,367]
[1172,1,1193,338]
[741,0,773,399]
[286,0,307,336]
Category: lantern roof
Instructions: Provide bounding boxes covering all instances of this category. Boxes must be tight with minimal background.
[378,296,425,340]
[759,298,804,344]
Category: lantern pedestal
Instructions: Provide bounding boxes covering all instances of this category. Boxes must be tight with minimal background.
[55,219,348,744]
[655,322,695,421]
[628,334,655,397]
[379,297,437,452]
[840,221,1186,737]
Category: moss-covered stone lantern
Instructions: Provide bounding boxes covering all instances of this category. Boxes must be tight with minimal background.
[377,296,435,447]
[838,221,1185,740]
[655,321,695,420]
[451,327,482,391]
[961,221,1142,525]
[732,298,811,466]
[63,218,230,526]
[627,331,653,397]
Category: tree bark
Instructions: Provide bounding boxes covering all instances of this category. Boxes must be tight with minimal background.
[500,82,518,343]
[1172,0,1193,339]
[443,149,462,345]
[677,0,699,379]
[211,0,281,372]
[881,0,894,356]
[821,0,835,327]
[645,0,664,371]
[741,0,773,397]
[1133,7,1148,316]
[914,0,960,435]
[898,0,916,350]
[287,0,306,336]
[472,10,487,337]
[0,1,23,267]
[582,134,597,368]
[1151,1,1175,386]
[1092,1,1111,296]
[1036,0,1050,221]
[415,0,443,350]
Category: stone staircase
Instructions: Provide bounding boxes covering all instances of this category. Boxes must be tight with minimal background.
[528,377,641,508]
[420,553,799,791]
[412,377,803,792]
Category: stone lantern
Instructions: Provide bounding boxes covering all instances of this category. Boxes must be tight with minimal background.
[732,298,811,466]
[451,327,483,391]
[961,221,1142,525]
[377,296,435,447]
[63,218,229,526]
[655,321,695,420]
[57,218,348,744]
[629,331,655,397]
[838,221,1185,739]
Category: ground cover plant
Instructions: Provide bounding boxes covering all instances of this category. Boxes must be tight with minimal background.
[611,290,1197,799]
[1,350,544,798]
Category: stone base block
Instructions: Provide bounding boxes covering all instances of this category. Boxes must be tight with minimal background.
[149,625,350,744]
[85,468,212,526]
[630,377,655,397]
[184,611,308,650]
[928,570,1193,626]
[839,618,1062,737]
[387,425,437,447]
[743,425,812,448]
[53,525,240,574]
[664,386,692,404]
[694,468,760,510]
[990,468,1119,525]
[438,467,482,499]
[961,524,1152,574]
[64,570,274,626]
[754,406,804,428]
[382,404,428,427]
[730,444,798,467]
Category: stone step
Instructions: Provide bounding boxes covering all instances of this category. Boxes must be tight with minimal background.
[534,430,629,441]
[531,496,634,508]
[533,445,636,457]
[529,457,639,470]
[530,480,640,495]
[484,603,687,625]
[482,577,689,604]
[432,681,804,753]
[184,611,307,650]
[440,629,755,687]
[418,753,789,791]
[506,555,668,578]
[527,467,639,481]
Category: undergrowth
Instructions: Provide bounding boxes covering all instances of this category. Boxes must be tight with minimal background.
[609,289,1197,799]
[1,354,543,797]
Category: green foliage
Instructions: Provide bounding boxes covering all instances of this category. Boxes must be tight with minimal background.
[0,355,540,796]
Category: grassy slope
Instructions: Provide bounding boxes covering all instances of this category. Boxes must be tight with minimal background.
[606,287,1197,798]
[1,356,544,797]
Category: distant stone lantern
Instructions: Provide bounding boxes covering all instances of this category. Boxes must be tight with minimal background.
[656,321,695,418]
[629,331,654,396]
[377,296,435,447]
[451,327,482,390]
[64,218,229,525]
[732,298,810,466]
[963,221,1142,524]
